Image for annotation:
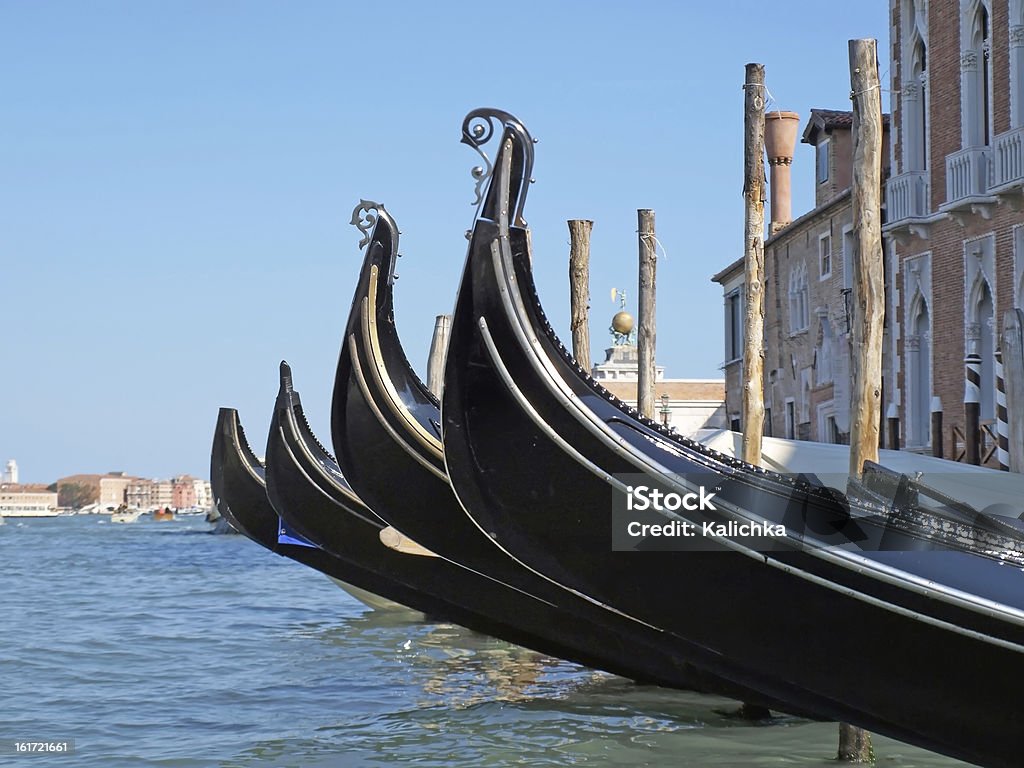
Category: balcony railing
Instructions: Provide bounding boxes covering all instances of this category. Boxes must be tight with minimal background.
[945,146,992,203]
[885,171,929,222]
[993,126,1024,189]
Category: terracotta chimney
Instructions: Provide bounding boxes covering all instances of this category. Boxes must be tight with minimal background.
[764,111,800,235]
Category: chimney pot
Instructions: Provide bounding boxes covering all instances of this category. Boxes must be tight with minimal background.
[764,111,801,234]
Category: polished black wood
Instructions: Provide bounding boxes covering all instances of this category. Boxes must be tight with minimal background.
[267,362,769,688]
[327,196,819,710]
[209,406,415,595]
[441,110,1024,768]
[265,362,656,658]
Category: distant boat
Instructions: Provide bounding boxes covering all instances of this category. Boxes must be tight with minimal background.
[110,508,143,524]
[152,508,175,521]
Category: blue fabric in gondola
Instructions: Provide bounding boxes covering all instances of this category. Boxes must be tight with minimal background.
[278,518,317,548]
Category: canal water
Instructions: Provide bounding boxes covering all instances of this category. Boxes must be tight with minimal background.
[1,516,967,767]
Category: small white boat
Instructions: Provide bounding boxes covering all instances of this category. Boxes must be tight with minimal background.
[110,508,143,524]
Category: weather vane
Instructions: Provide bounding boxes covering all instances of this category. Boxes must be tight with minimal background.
[609,288,636,346]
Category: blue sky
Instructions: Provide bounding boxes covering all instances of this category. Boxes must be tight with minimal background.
[0,1,889,483]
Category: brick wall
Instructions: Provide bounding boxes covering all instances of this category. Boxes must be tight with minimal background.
[889,0,1024,461]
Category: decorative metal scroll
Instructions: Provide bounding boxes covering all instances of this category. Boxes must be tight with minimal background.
[348,198,401,284]
[350,199,383,250]
[460,108,536,226]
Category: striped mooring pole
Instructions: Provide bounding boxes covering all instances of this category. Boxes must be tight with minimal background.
[996,347,1010,471]
[931,396,943,458]
[964,351,982,465]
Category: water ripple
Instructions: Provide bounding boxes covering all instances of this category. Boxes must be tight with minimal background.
[0,516,967,767]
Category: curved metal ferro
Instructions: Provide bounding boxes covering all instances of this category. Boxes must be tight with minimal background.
[460,108,535,227]
[350,199,384,251]
[349,199,401,285]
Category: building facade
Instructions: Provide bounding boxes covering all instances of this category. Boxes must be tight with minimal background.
[591,345,727,433]
[171,475,197,509]
[56,473,133,509]
[884,0,1024,460]
[0,483,59,516]
[192,478,213,509]
[714,109,891,443]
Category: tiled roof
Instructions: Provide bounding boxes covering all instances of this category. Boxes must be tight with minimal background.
[0,483,53,493]
[802,108,890,144]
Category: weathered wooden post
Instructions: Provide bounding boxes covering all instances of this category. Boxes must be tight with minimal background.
[741,62,766,466]
[568,219,594,373]
[427,314,452,398]
[1003,308,1024,472]
[637,209,657,419]
[996,347,1010,470]
[886,403,900,450]
[931,397,944,458]
[840,37,882,764]
[964,350,982,465]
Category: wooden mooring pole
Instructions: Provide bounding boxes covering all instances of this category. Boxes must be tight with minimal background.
[964,350,982,466]
[931,397,944,458]
[734,62,773,723]
[637,209,657,419]
[568,219,593,373]
[840,37,882,764]
[1002,309,1024,472]
[996,347,1010,470]
[741,62,766,466]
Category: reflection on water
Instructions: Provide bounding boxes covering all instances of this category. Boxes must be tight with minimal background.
[1,517,968,767]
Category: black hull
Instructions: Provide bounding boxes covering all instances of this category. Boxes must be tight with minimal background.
[210,407,410,593]
[441,117,1024,768]
[329,198,814,709]
[264,363,617,643]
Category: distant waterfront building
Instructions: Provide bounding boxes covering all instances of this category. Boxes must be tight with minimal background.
[152,480,173,509]
[192,478,212,509]
[172,475,197,509]
[56,473,133,509]
[591,345,666,382]
[3,459,18,484]
[590,332,726,434]
[0,483,59,517]
[126,478,153,510]
[126,476,211,510]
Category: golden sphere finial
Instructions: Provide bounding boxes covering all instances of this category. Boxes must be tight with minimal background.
[612,310,634,335]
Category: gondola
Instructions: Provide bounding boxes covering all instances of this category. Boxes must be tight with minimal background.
[264,361,647,654]
[440,108,1024,768]
[211,405,459,616]
[254,365,757,688]
[328,196,817,711]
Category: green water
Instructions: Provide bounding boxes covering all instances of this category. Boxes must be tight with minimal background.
[0,516,969,767]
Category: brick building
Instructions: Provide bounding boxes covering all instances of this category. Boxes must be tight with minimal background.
[171,475,197,509]
[713,109,891,442]
[884,0,1024,457]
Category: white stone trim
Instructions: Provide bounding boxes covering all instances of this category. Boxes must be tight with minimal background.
[818,231,833,280]
[816,400,839,444]
[1014,223,1024,310]
[903,251,933,447]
